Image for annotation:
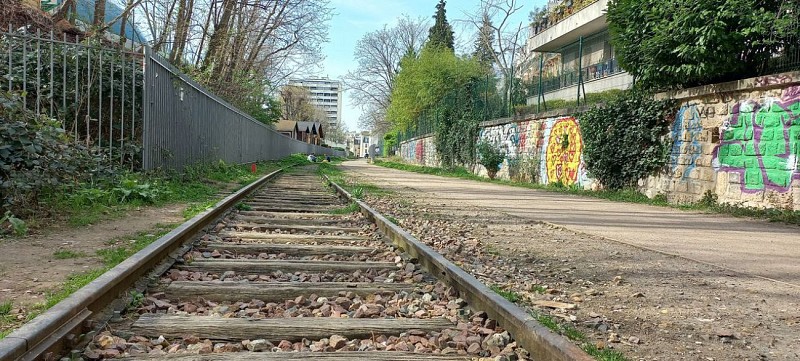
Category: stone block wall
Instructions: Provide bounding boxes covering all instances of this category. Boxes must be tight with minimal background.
[645,79,800,210]
[397,71,800,210]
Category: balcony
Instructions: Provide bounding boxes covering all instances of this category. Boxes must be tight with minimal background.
[527,57,633,103]
[529,0,608,52]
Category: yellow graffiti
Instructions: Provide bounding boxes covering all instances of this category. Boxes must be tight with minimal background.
[546,118,583,185]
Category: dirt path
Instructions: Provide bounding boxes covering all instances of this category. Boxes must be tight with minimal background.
[341,160,800,360]
[343,160,800,287]
[0,204,186,330]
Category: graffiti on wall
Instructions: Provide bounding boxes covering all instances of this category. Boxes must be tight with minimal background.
[415,139,425,164]
[480,122,522,160]
[670,105,703,180]
[714,86,800,193]
[542,117,585,186]
[399,137,438,166]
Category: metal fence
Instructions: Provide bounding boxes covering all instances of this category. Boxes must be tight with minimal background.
[396,76,516,144]
[0,28,145,165]
[1,29,343,171]
[142,49,343,170]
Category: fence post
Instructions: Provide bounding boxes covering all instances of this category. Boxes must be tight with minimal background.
[577,36,583,106]
[142,46,151,170]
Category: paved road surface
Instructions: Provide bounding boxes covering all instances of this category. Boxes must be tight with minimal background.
[341,160,800,287]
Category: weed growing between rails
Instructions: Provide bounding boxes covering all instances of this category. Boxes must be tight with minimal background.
[374,160,800,225]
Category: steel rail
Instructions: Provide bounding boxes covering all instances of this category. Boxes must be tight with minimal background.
[0,169,284,361]
[325,176,594,361]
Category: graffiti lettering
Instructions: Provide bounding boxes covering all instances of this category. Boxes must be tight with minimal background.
[670,105,703,180]
[754,75,794,87]
[714,86,800,193]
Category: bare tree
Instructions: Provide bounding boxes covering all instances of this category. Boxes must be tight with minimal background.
[280,85,318,121]
[463,0,525,79]
[342,15,429,133]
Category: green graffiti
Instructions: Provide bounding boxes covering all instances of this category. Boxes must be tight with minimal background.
[715,93,800,193]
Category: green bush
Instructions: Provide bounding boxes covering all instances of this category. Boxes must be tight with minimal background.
[476,141,505,180]
[0,92,116,215]
[579,90,675,190]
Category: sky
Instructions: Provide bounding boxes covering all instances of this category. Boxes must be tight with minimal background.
[320,0,547,133]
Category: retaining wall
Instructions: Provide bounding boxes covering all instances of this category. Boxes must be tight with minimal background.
[397,71,800,211]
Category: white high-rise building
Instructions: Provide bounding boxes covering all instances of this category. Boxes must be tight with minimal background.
[287,77,343,129]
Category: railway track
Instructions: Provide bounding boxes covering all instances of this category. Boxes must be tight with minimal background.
[0,166,591,361]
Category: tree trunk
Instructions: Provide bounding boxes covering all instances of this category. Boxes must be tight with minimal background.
[203,0,236,71]
[93,0,106,27]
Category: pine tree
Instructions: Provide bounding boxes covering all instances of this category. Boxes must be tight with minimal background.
[426,0,455,51]
[473,14,495,70]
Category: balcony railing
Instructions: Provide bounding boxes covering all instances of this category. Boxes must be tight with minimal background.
[530,0,601,37]
[532,57,623,95]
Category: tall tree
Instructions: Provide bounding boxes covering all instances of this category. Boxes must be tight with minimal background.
[343,15,429,133]
[426,0,455,51]
[473,14,495,70]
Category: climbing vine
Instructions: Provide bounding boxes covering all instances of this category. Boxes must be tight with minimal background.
[579,90,676,190]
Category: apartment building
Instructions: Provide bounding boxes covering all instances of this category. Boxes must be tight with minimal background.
[524,0,633,104]
[346,131,374,158]
[287,77,343,129]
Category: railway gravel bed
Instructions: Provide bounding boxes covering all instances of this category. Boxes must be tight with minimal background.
[73,169,536,360]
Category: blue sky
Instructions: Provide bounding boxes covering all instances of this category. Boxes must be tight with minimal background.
[321,0,546,132]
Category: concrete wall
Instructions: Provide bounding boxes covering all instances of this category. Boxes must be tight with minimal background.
[528,72,633,104]
[398,71,800,211]
[398,136,438,167]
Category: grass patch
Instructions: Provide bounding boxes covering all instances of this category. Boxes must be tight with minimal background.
[0,301,11,316]
[375,160,800,225]
[329,203,360,215]
[183,200,217,219]
[582,343,629,361]
[531,311,629,361]
[235,202,252,211]
[384,215,400,225]
[41,268,107,310]
[489,285,521,303]
[97,225,174,266]
[52,250,87,259]
[23,224,176,325]
[531,285,547,294]
[22,154,309,232]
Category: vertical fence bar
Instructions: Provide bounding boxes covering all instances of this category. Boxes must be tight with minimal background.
[6,27,11,92]
[576,36,583,105]
[36,29,41,115]
[131,54,137,169]
[537,54,544,112]
[109,50,114,155]
[86,45,91,144]
[61,33,67,127]
[74,37,79,140]
[49,30,54,118]
[98,50,103,148]
[142,47,150,170]
[120,52,125,164]
[22,34,27,109]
